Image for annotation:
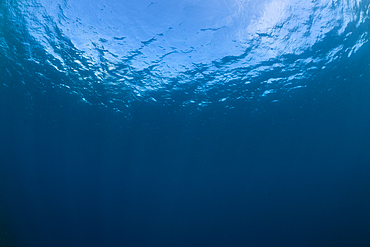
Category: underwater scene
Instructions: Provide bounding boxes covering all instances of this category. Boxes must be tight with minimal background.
[1,0,370,246]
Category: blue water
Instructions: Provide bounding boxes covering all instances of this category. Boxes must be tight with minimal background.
[1,0,370,246]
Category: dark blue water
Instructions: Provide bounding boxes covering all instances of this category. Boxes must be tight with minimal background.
[1,0,370,246]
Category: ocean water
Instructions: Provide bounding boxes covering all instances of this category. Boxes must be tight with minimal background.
[1,0,370,246]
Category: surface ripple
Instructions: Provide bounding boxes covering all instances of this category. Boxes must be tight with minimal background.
[1,0,369,112]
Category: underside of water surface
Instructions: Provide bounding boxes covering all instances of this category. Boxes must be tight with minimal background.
[1,0,369,114]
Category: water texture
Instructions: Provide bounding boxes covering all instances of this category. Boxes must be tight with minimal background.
[0,0,370,246]
[1,0,368,111]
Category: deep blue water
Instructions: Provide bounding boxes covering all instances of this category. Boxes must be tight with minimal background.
[1,0,370,246]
